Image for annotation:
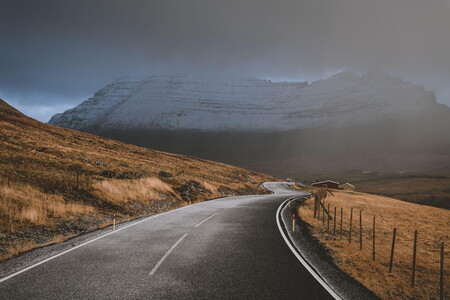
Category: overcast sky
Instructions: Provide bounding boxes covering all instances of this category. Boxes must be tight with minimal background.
[1,0,450,122]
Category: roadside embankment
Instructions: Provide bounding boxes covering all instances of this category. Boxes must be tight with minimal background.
[281,197,379,300]
[296,189,450,299]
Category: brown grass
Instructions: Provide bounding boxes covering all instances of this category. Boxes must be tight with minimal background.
[298,189,450,299]
[351,175,450,209]
[0,99,277,261]
[92,177,180,203]
[0,183,94,228]
[2,240,38,261]
[1,234,69,261]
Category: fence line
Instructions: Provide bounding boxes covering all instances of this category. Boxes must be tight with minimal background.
[303,199,448,299]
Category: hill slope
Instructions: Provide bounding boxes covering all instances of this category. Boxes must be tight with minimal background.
[298,187,450,299]
[0,99,275,261]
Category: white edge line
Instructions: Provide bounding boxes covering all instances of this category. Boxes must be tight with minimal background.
[194,213,218,228]
[0,183,281,283]
[149,233,188,275]
[0,199,217,284]
[276,197,342,300]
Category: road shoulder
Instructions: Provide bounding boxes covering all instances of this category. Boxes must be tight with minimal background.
[279,197,380,300]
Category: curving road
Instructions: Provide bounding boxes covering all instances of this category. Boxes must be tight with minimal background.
[0,182,333,299]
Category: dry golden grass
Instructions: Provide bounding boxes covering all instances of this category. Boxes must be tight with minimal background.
[298,189,450,299]
[1,234,69,261]
[0,99,276,261]
[0,183,94,228]
[201,180,219,195]
[352,176,450,209]
[92,177,180,203]
[2,240,38,261]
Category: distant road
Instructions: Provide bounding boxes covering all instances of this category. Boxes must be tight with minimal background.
[0,182,333,299]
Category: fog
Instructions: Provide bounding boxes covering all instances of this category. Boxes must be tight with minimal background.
[1,0,450,121]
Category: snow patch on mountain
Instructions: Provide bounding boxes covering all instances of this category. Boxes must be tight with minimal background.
[49,71,438,132]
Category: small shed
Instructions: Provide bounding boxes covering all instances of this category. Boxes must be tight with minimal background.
[311,180,340,189]
[339,182,355,191]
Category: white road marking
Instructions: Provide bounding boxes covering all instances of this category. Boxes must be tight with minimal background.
[0,200,212,284]
[149,233,188,275]
[224,203,240,210]
[276,197,342,300]
[0,182,285,284]
[194,213,218,228]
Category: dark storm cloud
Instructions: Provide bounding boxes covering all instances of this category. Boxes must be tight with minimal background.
[1,0,450,121]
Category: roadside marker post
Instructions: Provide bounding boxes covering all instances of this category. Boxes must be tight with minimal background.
[113,214,116,230]
[292,213,295,232]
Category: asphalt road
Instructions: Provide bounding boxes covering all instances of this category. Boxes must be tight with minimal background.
[0,182,333,299]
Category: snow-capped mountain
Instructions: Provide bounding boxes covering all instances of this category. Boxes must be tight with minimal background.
[49,71,440,132]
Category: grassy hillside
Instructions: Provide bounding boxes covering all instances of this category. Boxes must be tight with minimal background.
[0,99,276,261]
[251,155,450,209]
[93,125,450,210]
[298,188,450,299]
[344,173,450,209]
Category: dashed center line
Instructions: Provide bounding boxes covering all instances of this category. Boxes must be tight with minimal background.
[149,233,188,275]
[194,213,218,228]
[225,203,240,210]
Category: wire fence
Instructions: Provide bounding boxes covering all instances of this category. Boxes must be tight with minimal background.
[307,199,449,299]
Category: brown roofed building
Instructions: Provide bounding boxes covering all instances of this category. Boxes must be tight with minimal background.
[311,180,340,189]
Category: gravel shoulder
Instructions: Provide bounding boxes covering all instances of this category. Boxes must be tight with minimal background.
[280,197,379,300]
[0,214,153,279]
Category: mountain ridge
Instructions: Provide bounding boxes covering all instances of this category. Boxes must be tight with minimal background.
[46,72,450,195]
[49,71,444,132]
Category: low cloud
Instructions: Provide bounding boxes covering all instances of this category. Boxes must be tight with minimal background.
[1,0,449,118]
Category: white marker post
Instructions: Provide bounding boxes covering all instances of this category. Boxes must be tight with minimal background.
[113,213,116,230]
[292,213,295,232]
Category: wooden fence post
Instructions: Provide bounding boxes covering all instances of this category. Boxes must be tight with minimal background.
[359,210,363,250]
[389,228,397,273]
[318,199,322,220]
[349,207,353,244]
[411,230,417,288]
[340,207,343,240]
[440,242,444,300]
[327,203,331,231]
[314,194,318,218]
[333,206,337,236]
[372,216,376,261]
[322,200,325,226]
